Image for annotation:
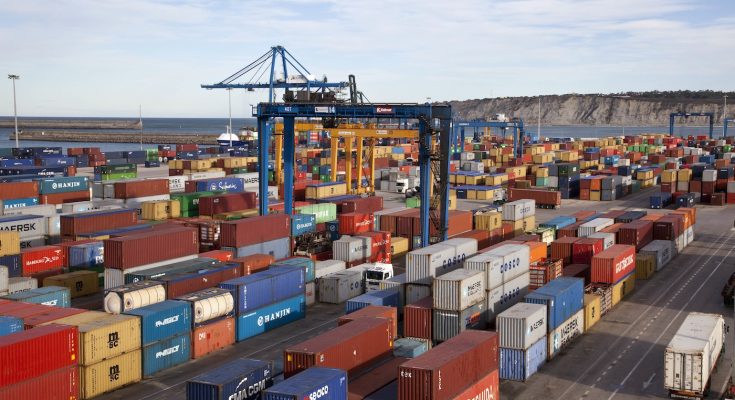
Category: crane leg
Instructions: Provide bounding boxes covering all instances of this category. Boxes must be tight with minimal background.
[330,137,338,182]
[356,137,363,194]
[345,136,353,193]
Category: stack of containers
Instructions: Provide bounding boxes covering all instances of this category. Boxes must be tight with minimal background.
[432,269,486,342]
[186,358,274,400]
[524,277,585,360]
[317,269,364,304]
[590,244,637,308]
[502,199,536,235]
[219,214,291,259]
[273,257,316,305]
[1,286,71,307]
[496,303,548,381]
[405,238,478,292]
[219,264,306,342]
[175,287,236,358]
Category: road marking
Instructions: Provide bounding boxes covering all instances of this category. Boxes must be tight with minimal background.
[642,373,656,390]
[607,239,735,400]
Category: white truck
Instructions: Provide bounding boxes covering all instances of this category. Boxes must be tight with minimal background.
[363,263,394,292]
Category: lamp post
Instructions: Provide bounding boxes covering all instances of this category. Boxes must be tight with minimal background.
[8,74,19,147]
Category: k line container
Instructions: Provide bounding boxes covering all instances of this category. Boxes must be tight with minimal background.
[219,265,305,315]
[486,271,530,322]
[142,333,191,377]
[547,308,584,360]
[499,336,547,381]
[191,316,236,359]
[432,268,485,311]
[124,300,191,345]
[524,277,584,332]
[177,288,235,326]
[0,324,79,387]
[263,367,347,400]
[318,269,364,304]
[590,244,636,284]
[496,302,547,350]
[432,301,488,342]
[236,295,306,342]
[104,281,166,314]
[186,358,274,400]
[80,350,142,399]
[0,365,79,400]
[466,243,530,290]
[1,286,71,307]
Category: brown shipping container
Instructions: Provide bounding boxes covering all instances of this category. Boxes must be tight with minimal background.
[40,190,91,205]
[677,207,697,226]
[452,230,492,250]
[600,222,625,236]
[563,263,592,285]
[398,330,499,400]
[160,263,241,298]
[191,316,236,359]
[339,196,384,214]
[338,305,398,339]
[104,226,199,269]
[617,220,653,250]
[640,214,664,222]
[113,179,169,199]
[550,236,581,265]
[283,317,393,378]
[20,307,88,329]
[571,210,597,222]
[653,215,683,241]
[404,297,433,341]
[348,357,407,400]
[198,192,258,216]
[450,369,499,400]
[669,210,692,229]
[556,222,582,239]
[220,214,290,248]
[0,181,39,200]
[43,270,100,298]
[232,254,274,275]
[601,210,627,220]
[379,209,414,236]
[590,244,636,284]
[61,209,138,236]
[507,188,561,207]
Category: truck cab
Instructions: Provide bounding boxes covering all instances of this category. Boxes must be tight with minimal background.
[395,179,408,193]
[364,263,394,291]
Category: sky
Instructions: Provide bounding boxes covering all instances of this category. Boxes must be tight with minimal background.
[0,0,734,118]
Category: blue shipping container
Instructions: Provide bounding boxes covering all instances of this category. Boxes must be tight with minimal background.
[142,333,191,377]
[68,241,105,268]
[263,367,347,400]
[393,338,430,358]
[38,156,75,166]
[0,255,21,277]
[219,265,305,315]
[273,257,315,283]
[0,158,33,167]
[124,300,192,345]
[38,176,89,194]
[0,316,23,337]
[345,290,400,314]
[1,197,40,209]
[524,277,584,332]
[291,213,316,237]
[538,216,576,230]
[195,178,244,193]
[236,295,306,342]
[499,336,547,381]
[1,286,71,307]
[186,358,274,400]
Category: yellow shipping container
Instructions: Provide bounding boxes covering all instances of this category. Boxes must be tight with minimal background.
[214,209,259,220]
[42,311,141,366]
[611,274,636,306]
[590,191,601,201]
[482,159,495,168]
[305,183,348,199]
[141,200,181,221]
[661,170,677,183]
[474,212,502,231]
[535,167,549,178]
[583,294,601,331]
[486,173,508,186]
[190,160,211,171]
[677,169,692,182]
[0,231,20,257]
[80,350,142,399]
[532,153,554,164]
[391,236,409,257]
[465,175,487,185]
[43,270,99,298]
[169,160,183,170]
[635,254,656,280]
[522,215,536,232]
[466,189,477,200]
[223,157,246,168]
[474,188,494,201]
[448,193,457,210]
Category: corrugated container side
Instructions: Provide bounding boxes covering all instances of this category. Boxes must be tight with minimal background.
[403,296,432,341]
[590,244,636,284]
[220,214,290,248]
[547,309,584,360]
[432,268,485,311]
[263,367,347,400]
[485,272,531,322]
[496,302,547,350]
[0,324,78,387]
[0,365,79,400]
[124,300,191,345]
[432,301,488,342]
[191,316,235,359]
[236,295,306,342]
[186,358,273,400]
[219,265,305,314]
[142,333,191,377]
[104,227,199,270]
[80,350,142,398]
[338,305,398,339]
[499,336,547,381]
[525,277,584,332]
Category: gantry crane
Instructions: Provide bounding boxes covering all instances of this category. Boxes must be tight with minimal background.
[669,112,715,139]
[453,119,527,159]
[724,118,733,137]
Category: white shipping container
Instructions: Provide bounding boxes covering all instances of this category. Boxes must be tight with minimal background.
[318,270,364,304]
[577,218,614,237]
[675,234,686,253]
[332,236,371,263]
[314,260,347,279]
[379,274,406,306]
[7,277,37,294]
[406,239,478,285]
[0,266,7,293]
[0,215,48,240]
[547,309,584,360]
[587,232,615,250]
[496,302,547,350]
[685,227,694,246]
[406,283,432,305]
[102,182,116,199]
[189,171,226,180]
[702,170,717,182]
[46,214,61,237]
[166,175,189,193]
[639,240,676,271]
[485,272,530,323]
[547,176,559,188]
[0,204,57,217]
[502,199,536,221]
[305,282,316,306]
[432,269,485,311]
[464,244,530,291]
[664,313,724,396]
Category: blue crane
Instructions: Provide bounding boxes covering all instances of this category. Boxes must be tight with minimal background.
[725,118,734,138]
[453,119,527,159]
[669,112,715,138]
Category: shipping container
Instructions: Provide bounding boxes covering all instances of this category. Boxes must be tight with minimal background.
[124,300,191,345]
[406,239,478,285]
[21,245,63,277]
[524,277,584,332]
[19,306,87,329]
[338,305,398,339]
[0,181,39,200]
[7,276,37,294]
[499,337,546,381]
[60,208,138,236]
[0,315,23,336]
[590,244,636,284]
[104,281,166,314]
[347,356,407,399]
[318,269,364,304]
[586,232,615,250]
[273,257,315,283]
[156,262,241,299]
[0,324,78,387]
[572,237,604,265]
[584,294,601,331]
[432,268,485,311]
[0,231,20,257]
[80,350,142,399]
[432,301,488,342]
[485,271,530,322]
[263,367,347,400]
[186,358,273,400]
[142,333,191,376]
[1,286,70,307]
[236,295,306,342]
[68,241,105,268]
[404,296,432,341]
[191,316,236,359]
[345,289,400,314]
[529,258,562,290]
[496,302,547,350]
[198,192,257,216]
[578,218,614,237]
[611,273,636,305]
[0,365,79,400]
[226,237,290,260]
[550,236,581,265]
[290,213,316,237]
[43,270,99,298]
[547,308,584,360]
[407,283,430,305]
[219,265,304,314]
[507,188,561,207]
[176,288,235,326]
[639,240,676,271]
[502,199,536,221]
[465,243,530,290]
[617,220,654,250]
[232,254,274,276]
[220,214,290,248]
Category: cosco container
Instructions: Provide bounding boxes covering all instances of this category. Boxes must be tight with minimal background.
[0,214,48,240]
[317,269,364,304]
[432,268,485,311]
[345,289,400,314]
[496,302,547,350]
[406,238,478,284]
[639,240,676,271]
[499,336,546,381]
[486,271,530,322]
[219,265,305,315]
[124,300,191,345]
[1,286,70,307]
[142,333,191,377]
[524,277,584,332]
[236,295,306,342]
[104,281,166,314]
[0,315,23,336]
[186,358,274,400]
[432,301,488,342]
[263,367,347,400]
[79,350,142,398]
[590,244,636,284]
[465,243,530,290]
[502,199,536,221]
[177,288,235,327]
[0,324,79,387]
[191,317,236,359]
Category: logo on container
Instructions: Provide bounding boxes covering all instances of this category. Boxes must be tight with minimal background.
[375,106,394,114]
[108,332,120,349]
[155,315,180,327]
[468,388,494,400]
[309,385,329,400]
[41,299,58,306]
[529,318,544,332]
[0,222,37,232]
[257,306,292,327]
[155,345,180,358]
[500,287,521,305]
[614,255,634,274]
[109,365,120,381]
[230,377,268,400]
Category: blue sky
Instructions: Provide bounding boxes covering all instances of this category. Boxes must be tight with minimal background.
[1,0,733,117]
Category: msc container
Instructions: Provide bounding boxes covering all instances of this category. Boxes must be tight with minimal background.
[397,330,499,400]
[79,350,142,399]
[104,281,166,314]
[176,288,235,327]
[142,333,191,377]
[577,218,614,237]
[0,315,23,336]
[318,269,364,304]
[40,311,141,365]
[664,312,724,398]
[191,316,236,359]
[219,265,305,314]
[104,226,199,269]
[404,296,432,341]
[186,358,274,400]
[406,238,478,284]
[0,214,47,240]
[236,295,306,342]
[432,268,485,311]
[502,199,536,221]
[60,208,138,236]
[291,213,316,237]
[499,336,546,382]
[283,317,393,378]
[219,214,290,248]
[590,244,636,284]
[547,308,584,360]
[496,302,547,350]
[432,301,488,342]
[263,367,347,400]
[1,286,70,307]
[0,365,78,400]
[124,300,191,345]
[524,277,584,332]
[0,324,78,386]
[639,240,676,271]
[466,243,530,290]
[42,270,99,298]
[486,271,530,322]
[587,232,615,250]
[345,290,400,314]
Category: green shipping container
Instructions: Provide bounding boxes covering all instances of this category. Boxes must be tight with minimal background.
[535,177,549,187]
[406,197,420,208]
[101,172,137,181]
[295,203,337,224]
[171,191,223,214]
[97,164,137,174]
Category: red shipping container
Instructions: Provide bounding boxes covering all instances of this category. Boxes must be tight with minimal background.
[348,357,408,400]
[20,307,88,329]
[338,213,374,235]
[529,259,563,290]
[191,316,236,359]
[231,254,274,275]
[450,369,499,400]
[356,231,391,264]
[556,222,583,239]
[507,188,561,207]
[220,214,290,248]
[550,237,581,265]
[40,190,91,205]
[0,324,78,387]
[653,215,683,241]
[21,245,63,277]
[338,305,398,339]
[338,197,384,214]
[283,317,393,378]
[160,263,241,298]
[398,330,499,400]
[571,210,597,222]
[0,181,39,200]
[617,220,654,250]
[403,296,433,341]
[104,226,199,269]
[176,144,198,152]
[60,208,138,236]
[198,192,258,216]
[590,244,636,284]
[114,179,169,199]
[199,250,233,262]
[0,365,79,400]
[563,263,592,285]
[572,237,604,265]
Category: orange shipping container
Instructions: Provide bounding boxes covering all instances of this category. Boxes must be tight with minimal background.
[231,254,274,275]
[191,317,235,359]
[522,241,548,264]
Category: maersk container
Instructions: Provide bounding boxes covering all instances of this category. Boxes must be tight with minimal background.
[177,288,235,327]
[219,265,305,315]
[104,281,167,314]
[547,309,584,360]
[465,244,530,291]
[318,269,364,304]
[263,367,347,400]
[68,241,104,268]
[2,286,71,307]
[499,336,547,381]
[524,277,584,332]
[291,213,316,237]
[345,289,399,314]
[186,358,274,400]
[236,295,306,342]
[639,240,676,271]
[273,257,315,283]
[142,333,191,377]
[314,260,346,280]
[124,300,191,345]
[486,272,530,322]
[0,214,48,240]
[406,238,478,284]
[578,218,614,237]
[227,237,290,260]
[432,268,485,311]
[433,300,488,342]
[0,316,23,336]
[496,302,547,350]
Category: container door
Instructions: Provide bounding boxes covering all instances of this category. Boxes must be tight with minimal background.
[665,351,679,390]
[691,354,703,393]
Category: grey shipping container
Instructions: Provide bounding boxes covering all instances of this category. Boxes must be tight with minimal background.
[317,269,364,304]
[432,301,488,342]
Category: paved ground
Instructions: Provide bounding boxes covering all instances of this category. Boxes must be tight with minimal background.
[88,181,735,399]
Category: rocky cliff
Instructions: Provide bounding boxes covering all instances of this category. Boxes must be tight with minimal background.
[449,93,733,126]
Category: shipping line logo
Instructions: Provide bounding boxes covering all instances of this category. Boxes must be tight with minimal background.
[108,332,120,349]
[155,315,180,327]
[256,306,292,327]
[155,344,180,358]
[230,376,269,400]
[109,365,120,382]
[309,385,330,400]
[51,181,82,190]
[614,255,634,274]
[0,222,37,232]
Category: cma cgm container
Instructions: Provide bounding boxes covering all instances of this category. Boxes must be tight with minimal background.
[398,330,499,400]
[219,265,305,314]
[60,208,138,236]
[191,317,236,359]
[590,244,636,284]
[219,214,290,248]
[0,324,79,387]
[236,295,306,342]
[1,286,71,307]
[524,277,584,332]
[263,367,347,400]
[187,358,274,400]
[124,300,191,345]
[283,317,393,378]
[142,333,191,376]
[0,365,79,400]
[104,226,199,269]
